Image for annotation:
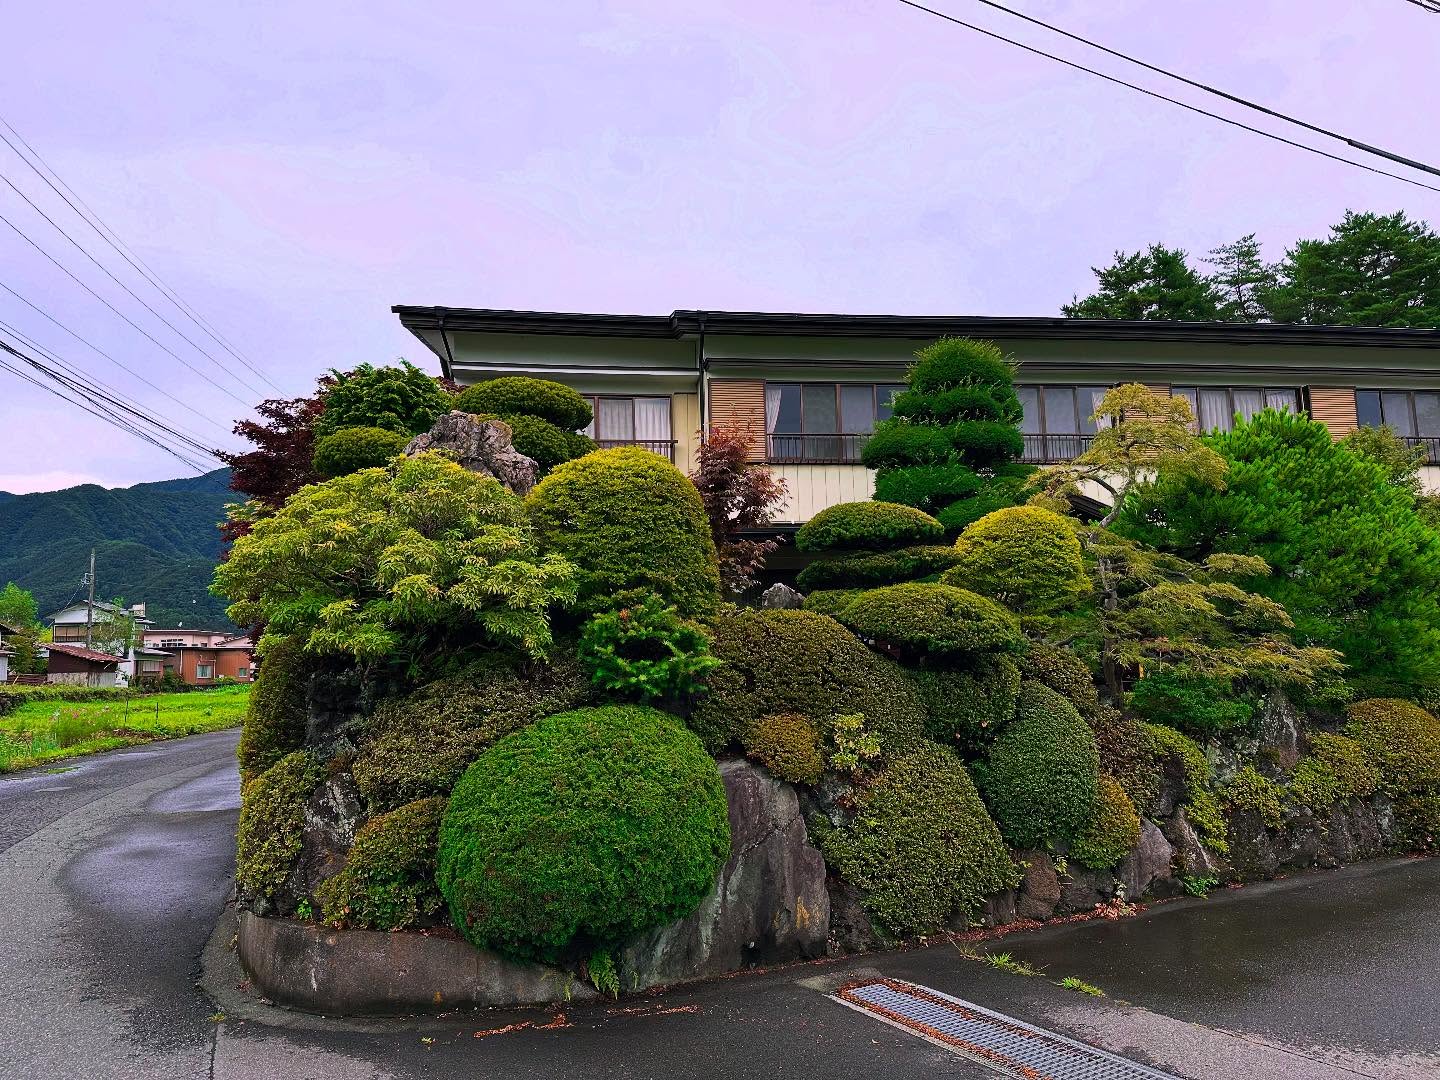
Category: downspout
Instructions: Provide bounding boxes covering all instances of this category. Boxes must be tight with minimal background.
[696,312,709,436]
[437,310,457,382]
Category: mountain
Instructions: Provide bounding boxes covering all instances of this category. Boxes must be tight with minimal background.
[0,468,239,629]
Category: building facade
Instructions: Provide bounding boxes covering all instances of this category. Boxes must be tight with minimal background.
[141,628,254,685]
[45,600,154,685]
[394,307,1440,523]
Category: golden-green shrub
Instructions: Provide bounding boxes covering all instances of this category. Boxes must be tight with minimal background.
[1287,733,1380,811]
[943,506,1091,615]
[793,501,943,553]
[1070,776,1141,870]
[1223,767,1285,829]
[235,751,321,905]
[1345,698,1440,793]
[1018,644,1100,715]
[835,582,1023,661]
[743,713,825,785]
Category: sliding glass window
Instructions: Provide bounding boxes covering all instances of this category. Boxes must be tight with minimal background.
[1356,390,1440,445]
[579,396,674,459]
[1016,385,1110,462]
[1172,387,1299,432]
[765,383,906,462]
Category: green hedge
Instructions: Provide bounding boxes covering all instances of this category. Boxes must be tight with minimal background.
[526,448,721,616]
[0,685,131,717]
[1129,670,1256,739]
[235,751,321,906]
[793,501,944,553]
[796,545,961,591]
[453,377,594,431]
[909,655,1021,755]
[943,506,1090,615]
[1345,698,1440,793]
[436,705,730,962]
[1070,775,1141,871]
[980,681,1100,849]
[311,426,409,478]
[691,608,927,756]
[871,464,981,516]
[317,797,447,930]
[816,743,1018,937]
[1287,732,1380,811]
[800,588,864,619]
[237,635,313,784]
[836,582,1022,661]
[1018,644,1099,716]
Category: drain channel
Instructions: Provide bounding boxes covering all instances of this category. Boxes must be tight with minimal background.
[834,978,1180,1080]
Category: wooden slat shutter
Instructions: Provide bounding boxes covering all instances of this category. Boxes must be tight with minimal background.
[1307,387,1359,439]
[708,379,766,462]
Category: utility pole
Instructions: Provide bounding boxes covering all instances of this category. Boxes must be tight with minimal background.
[84,549,96,649]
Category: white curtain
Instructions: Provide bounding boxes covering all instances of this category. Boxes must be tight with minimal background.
[1232,388,1264,425]
[598,398,633,442]
[1265,388,1297,414]
[765,385,783,432]
[634,397,671,443]
[1198,389,1231,432]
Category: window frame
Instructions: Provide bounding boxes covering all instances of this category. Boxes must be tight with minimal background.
[1015,383,1112,463]
[762,381,907,464]
[579,395,674,457]
[195,663,215,681]
[1355,389,1440,442]
[1171,385,1301,432]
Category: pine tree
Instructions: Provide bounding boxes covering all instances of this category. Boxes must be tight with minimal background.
[1062,245,1223,320]
[1206,234,1276,322]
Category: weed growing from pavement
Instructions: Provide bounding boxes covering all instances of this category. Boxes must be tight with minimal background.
[984,951,1042,977]
[1057,976,1105,996]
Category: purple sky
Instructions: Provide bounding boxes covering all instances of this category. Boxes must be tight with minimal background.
[1,1,1435,493]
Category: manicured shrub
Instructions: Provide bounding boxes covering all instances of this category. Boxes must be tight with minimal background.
[793,501,943,553]
[1070,776,1141,870]
[1018,644,1099,716]
[1129,670,1256,740]
[235,751,321,904]
[316,797,446,930]
[1090,704,1162,816]
[436,706,730,962]
[1345,698,1440,793]
[910,655,1021,755]
[315,361,452,436]
[577,593,721,702]
[526,448,721,616]
[935,470,1035,533]
[836,582,1022,661]
[236,635,313,784]
[1287,733,1380,811]
[311,425,409,478]
[872,463,981,515]
[979,681,1101,849]
[453,377,593,432]
[743,713,825,786]
[943,506,1090,615]
[691,609,927,755]
[353,654,591,811]
[495,413,597,472]
[795,545,961,591]
[801,588,863,619]
[1144,723,1228,855]
[1394,790,1440,852]
[816,743,1018,937]
[1223,767,1285,829]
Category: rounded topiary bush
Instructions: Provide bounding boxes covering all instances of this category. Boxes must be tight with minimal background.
[1017,644,1099,716]
[436,706,731,962]
[495,413,597,472]
[816,743,1018,937]
[237,635,313,784]
[1070,776,1141,870]
[871,464,981,516]
[526,448,721,616]
[691,608,928,755]
[1090,704,1162,816]
[453,376,594,431]
[311,425,410,478]
[909,337,1015,395]
[315,361,452,436]
[910,655,1021,754]
[235,751,322,905]
[1287,733,1380,811]
[836,582,1023,661]
[1345,698,1440,793]
[743,713,825,786]
[316,796,446,930]
[801,588,863,619]
[795,545,961,591]
[980,681,1101,849]
[352,654,592,811]
[942,506,1090,615]
[793,501,944,553]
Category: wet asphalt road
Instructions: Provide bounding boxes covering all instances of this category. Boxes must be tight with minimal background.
[1,730,1437,1079]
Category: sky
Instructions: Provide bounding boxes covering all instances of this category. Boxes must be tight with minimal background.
[0,0,1436,493]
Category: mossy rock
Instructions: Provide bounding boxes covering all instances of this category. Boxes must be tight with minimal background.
[237,635,313,785]
[316,797,447,930]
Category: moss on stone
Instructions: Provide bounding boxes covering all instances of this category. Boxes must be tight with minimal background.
[236,751,322,903]
[1070,776,1141,871]
[316,797,447,930]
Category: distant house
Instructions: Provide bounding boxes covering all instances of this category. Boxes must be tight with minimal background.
[141,627,254,685]
[45,600,154,685]
[0,641,11,684]
[41,641,122,687]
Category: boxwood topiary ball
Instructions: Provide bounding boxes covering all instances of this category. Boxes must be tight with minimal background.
[436,705,731,963]
[835,582,1022,660]
[943,505,1091,615]
[453,376,594,431]
[793,501,944,553]
[311,426,411,479]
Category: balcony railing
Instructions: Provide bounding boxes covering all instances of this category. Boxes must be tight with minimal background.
[1401,435,1440,461]
[1021,433,1095,464]
[766,433,870,464]
[595,439,677,462]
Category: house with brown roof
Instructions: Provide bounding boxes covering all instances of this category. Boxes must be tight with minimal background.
[141,628,254,685]
[41,641,122,687]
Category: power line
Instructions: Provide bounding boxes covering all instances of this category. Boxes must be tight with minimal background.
[0,113,283,394]
[1400,0,1440,12]
[961,0,1440,180]
[893,0,1440,195]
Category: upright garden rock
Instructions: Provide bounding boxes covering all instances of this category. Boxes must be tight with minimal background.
[618,760,829,990]
[405,411,539,495]
[1015,850,1061,921]
[759,583,805,610]
[1117,818,1175,899]
[1167,808,1225,879]
[287,773,364,911]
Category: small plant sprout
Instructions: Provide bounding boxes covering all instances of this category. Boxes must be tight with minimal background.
[984,951,1041,977]
[1058,977,1105,997]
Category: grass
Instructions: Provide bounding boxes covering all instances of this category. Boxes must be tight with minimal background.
[0,686,250,773]
[1057,976,1105,997]
[983,951,1042,977]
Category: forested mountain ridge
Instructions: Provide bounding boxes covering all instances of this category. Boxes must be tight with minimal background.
[0,469,238,628]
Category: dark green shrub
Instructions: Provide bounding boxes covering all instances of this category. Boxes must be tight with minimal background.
[237,635,313,784]
[311,425,409,478]
[1090,704,1161,815]
[871,464,981,516]
[1018,644,1099,715]
[691,608,927,755]
[910,655,1021,755]
[1345,698,1440,793]
[526,448,721,616]
[859,424,958,469]
[934,468,1035,532]
[743,713,824,785]
[353,654,591,811]
[453,377,593,431]
[836,582,1022,661]
[943,506,1090,615]
[909,339,1016,394]
[235,751,321,904]
[1394,790,1440,851]
[436,706,730,962]
[315,361,451,436]
[796,545,961,591]
[892,384,1008,424]
[489,413,596,473]
[1144,723,1228,855]
[801,588,864,618]
[817,743,1018,937]
[980,681,1100,849]
[577,594,721,702]
[1070,776,1141,870]
[1129,670,1256,739]
[1287,733,1380,810]
[316,797,446,930]
[793,501,943,553]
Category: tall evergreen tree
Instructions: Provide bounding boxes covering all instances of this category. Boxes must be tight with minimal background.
[1205,234,1277,322]
[1062,244,1223,320]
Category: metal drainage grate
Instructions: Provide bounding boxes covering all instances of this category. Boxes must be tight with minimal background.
[834,978,1179,1080]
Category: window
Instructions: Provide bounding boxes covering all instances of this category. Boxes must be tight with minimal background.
[1356,390,1440,444]
[764,383,906,462]
[139,660,162,674]
[1172,386,1299,432]
[579,396,673,458]
[158,639,185,649]
[195,663,214,680]
[1016,385,1111,462]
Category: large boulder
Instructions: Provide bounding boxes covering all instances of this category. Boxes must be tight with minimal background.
[1117,818,1176,899]
[1166,808,1226,879]
[405,411,539,495]
[1015,850,1061,921]
[289,773,365,907]
[760,583,805,610]
[618,760,829,990]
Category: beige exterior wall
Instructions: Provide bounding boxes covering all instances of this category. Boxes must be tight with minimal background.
[770,465,875,524]
[672,392,700,473]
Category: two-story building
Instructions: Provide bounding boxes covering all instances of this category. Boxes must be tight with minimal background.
[394,306,1440,523]
[45,600,162,686]
[141,627,255,685]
